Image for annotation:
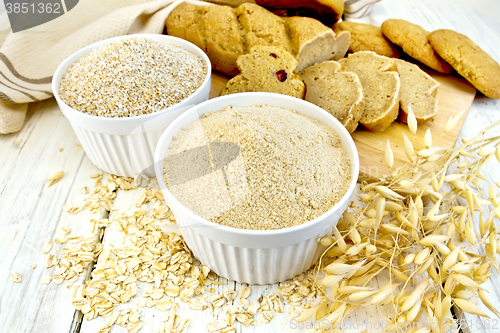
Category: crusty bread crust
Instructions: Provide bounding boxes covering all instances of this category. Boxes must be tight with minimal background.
[285,16,331,54]
[166,3,205,52]
[203,5,243,76]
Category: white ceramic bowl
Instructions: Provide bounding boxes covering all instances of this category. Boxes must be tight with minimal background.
[52,34,211,178]
[154,93,359,284]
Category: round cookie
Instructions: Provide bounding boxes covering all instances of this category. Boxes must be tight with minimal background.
[333,21,400,58]
[429,29,500,99]
[381,19,453,74]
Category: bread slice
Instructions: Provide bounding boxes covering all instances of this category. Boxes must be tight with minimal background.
[202,5,243,76]
[338,51,400,131]
[236,3,292,54]
[295,30,350,72]
[220,46,305,99]
[300,61,363,133]
[394,59,439,123]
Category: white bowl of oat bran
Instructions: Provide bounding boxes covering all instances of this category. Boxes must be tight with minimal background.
[154,92,359,284]
[52,34,211,177]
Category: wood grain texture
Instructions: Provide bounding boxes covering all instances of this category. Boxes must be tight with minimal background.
[0,99,107,333]
[0,1,499,333]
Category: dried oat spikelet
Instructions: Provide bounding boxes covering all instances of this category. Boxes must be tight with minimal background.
[403,133,415,162]
[407,104,418,134]
[46,171,64,186]
[454,298,490,318]
[385,140,394,168]
[324,263,361,275]
[478,290,500,317]
[425,128,432,148]
[444,108,466,133]
[400,278,429,312]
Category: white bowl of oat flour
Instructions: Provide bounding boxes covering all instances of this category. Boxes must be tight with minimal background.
[154,92,359,284]
[52,34,211,177]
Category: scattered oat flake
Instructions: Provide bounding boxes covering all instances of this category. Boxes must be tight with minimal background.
[41,241,52,254]
[61,226,71,235]
[54,237,68,244]
[10,273,22,283]
[30,264,36,269]
[40,276,52,285]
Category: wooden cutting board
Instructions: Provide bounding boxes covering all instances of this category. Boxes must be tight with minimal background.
[208,70,477,180]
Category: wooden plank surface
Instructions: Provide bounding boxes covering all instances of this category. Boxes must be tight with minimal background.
[78,182,455,333]
[0,100,108,333]
[0,1,499,333]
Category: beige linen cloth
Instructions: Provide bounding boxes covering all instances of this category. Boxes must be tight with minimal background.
[0,0,212,134]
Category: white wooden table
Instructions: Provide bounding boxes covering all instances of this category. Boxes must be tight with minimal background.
[1,1,500,332]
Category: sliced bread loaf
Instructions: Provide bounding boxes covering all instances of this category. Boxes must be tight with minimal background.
[220,46,306,99]
[394,59,439,123]
[300,61,364,133]
[338,51,400,131]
